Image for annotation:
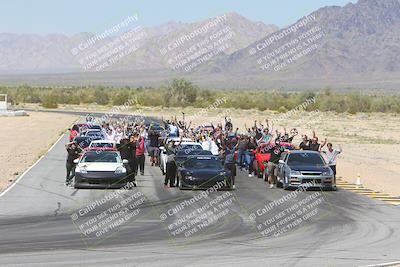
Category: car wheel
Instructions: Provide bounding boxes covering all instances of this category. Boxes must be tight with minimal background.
[282,176,289,190]
[276,177,283,188]
[283,183,290,190]
[179,180,186,190]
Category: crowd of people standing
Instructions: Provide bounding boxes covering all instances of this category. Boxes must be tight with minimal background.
[66,115,342,188]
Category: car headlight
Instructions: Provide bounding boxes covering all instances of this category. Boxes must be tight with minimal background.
[290,170,301,175]
[115,166,126,174]
[220,171,227,176]
[75,166,87,174]
[322,169,333,176]
[185,175,195,181]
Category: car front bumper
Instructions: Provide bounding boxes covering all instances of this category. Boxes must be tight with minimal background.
[75,171,131,189]
[286,175,335,189]
[180,175,230,189]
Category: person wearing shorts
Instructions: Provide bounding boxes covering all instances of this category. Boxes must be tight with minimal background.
[148,127,160,166]
[267,161,278,187]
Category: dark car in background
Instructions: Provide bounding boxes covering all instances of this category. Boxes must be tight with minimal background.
[276,150,336,190]
[177,155,233,190]
[74,130,105,149]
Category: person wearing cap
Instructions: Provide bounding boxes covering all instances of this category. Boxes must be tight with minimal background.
[65,141,83,186]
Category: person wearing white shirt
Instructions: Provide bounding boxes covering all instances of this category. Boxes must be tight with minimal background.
[168,123,179,137]
[114,127,124,144]
[201,137,219,156]
[321,143,342,180]
[103,126,115,142]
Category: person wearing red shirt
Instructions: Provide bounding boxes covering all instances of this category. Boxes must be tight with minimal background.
[135,134,145,176]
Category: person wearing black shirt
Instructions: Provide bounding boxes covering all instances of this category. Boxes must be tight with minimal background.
[224,117,233,132]
[118,138,136,185]
[165,137,182,187]
[267,141,285,188]
[247,137,258,177]
[65,142,82,185]
[129,134,137,177]
[309,130,327,151]
[299,135,310,150]
[148,127,160,166]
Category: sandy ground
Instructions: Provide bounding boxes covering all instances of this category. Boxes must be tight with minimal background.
[15,104,400,197]
[0,111,77,192]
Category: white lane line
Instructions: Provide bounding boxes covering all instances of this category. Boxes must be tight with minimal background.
[0,133,66,198]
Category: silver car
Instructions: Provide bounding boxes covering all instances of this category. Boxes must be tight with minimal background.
[276,150,336,190]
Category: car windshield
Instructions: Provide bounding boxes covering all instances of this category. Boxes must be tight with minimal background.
[183,157,222,169]
[287,153,325,166]
[81,152,120,163]
[176,150,211,156]
[179,144,203,151]
[86,131,102,137]
[88,125,101,130]
[91,142,114,148]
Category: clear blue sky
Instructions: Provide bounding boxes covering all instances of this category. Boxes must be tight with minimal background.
[1,0,357,35]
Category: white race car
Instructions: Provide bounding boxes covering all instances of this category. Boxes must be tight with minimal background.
[73,150,132,189]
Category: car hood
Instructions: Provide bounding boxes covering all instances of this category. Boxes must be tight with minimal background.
[181,168,225,177]
[77,162,122,172]
[288,165,329,172]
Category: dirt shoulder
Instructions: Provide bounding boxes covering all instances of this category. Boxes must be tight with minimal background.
[0,111,77,192]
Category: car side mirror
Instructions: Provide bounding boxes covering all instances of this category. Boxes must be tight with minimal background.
[122,159,129,164]
[73,159,79,164]
[278,160,285,164]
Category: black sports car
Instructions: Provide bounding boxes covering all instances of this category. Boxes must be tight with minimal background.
[177,156,233,190]
[174,149,213,167]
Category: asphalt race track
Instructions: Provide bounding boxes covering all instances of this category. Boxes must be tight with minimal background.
[0,127,399,266]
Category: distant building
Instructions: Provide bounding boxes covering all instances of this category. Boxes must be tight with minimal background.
[0,94,7,111]
[0,94,28,116]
